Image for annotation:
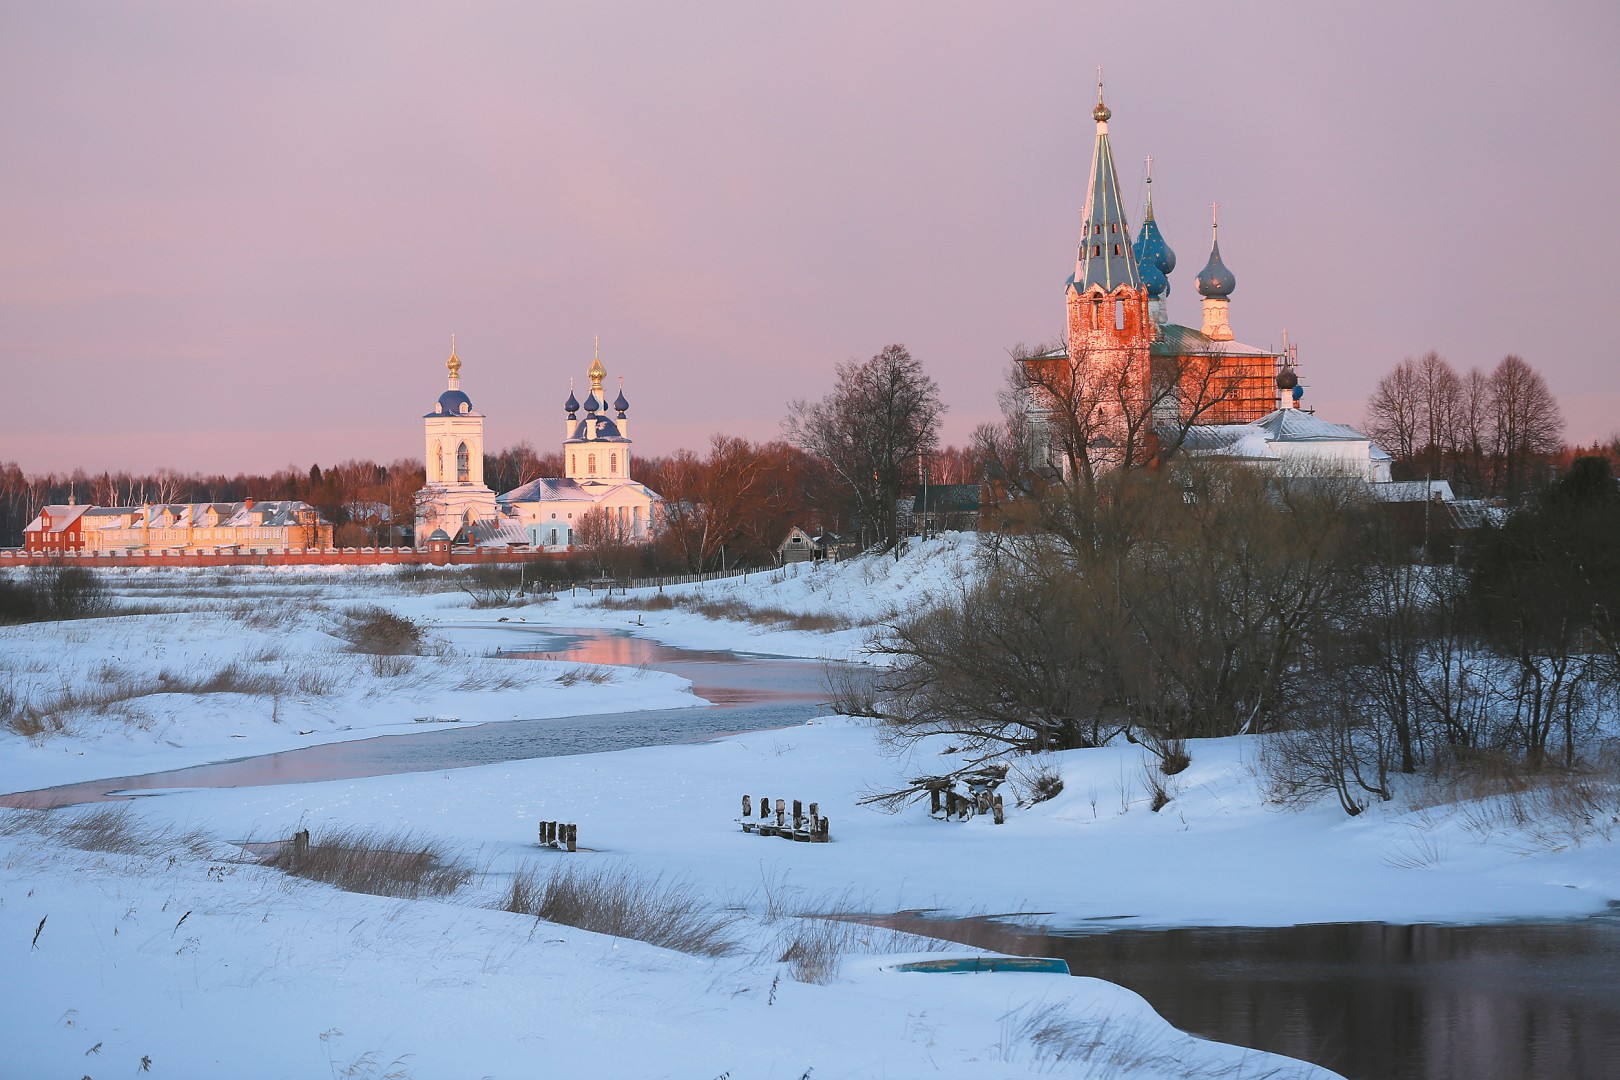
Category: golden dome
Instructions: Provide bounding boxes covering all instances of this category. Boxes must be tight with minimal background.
[588,336,606,391]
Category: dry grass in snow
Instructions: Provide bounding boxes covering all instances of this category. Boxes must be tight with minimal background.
[500,861,740,957]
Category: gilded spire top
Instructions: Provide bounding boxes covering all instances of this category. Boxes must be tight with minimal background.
[446,334,461,385]
[588,336,606,392]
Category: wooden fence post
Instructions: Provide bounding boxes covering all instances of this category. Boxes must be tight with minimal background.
[993,794,1005,825]
[929,788,941,816]
[292,828,309,866]
[742,795,752,818]
[775,798,785,828]
[792,799,803,831]
[566,823,577,853]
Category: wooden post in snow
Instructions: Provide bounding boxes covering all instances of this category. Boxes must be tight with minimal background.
[993,794,1005,825]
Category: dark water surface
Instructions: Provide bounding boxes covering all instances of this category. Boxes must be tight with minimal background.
[867,910,1620,1080]
[2,626,832,808]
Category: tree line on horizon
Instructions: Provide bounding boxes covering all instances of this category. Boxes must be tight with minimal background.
[0,351,975,565]
[2,346,1606,557]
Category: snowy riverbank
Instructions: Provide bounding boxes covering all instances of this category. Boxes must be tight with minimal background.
[5,538,1618,1076]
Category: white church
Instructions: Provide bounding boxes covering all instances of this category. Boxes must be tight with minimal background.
[414,343,661,550]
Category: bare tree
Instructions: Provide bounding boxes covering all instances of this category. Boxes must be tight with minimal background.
[1413,351,1462,479]
[1489,354,1564,497]
[575,506,636,578]
[1454,366,1493,495]
[785,344,944,553]
[1364,356,1423,472]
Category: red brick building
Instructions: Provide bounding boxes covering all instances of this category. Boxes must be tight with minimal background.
[1021,86,1291,477]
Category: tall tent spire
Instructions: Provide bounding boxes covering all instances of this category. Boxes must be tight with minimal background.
[1072,78,1140,295]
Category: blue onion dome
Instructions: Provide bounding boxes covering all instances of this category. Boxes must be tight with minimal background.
[1134,217,1176,276]
[437,389,473,415]
[1138,257,1169,299]
[564,390,580,415]
[1196,236,1236,298]
[613,390,629,415]
[583,392,602,414]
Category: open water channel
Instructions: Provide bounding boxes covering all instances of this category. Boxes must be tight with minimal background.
[7,625,1617,1079]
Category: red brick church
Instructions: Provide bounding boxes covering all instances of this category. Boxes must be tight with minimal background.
[1021,84,1297,476]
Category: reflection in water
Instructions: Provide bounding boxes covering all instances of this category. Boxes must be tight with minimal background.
[3,626,832,809]
[863,912,1620,1080]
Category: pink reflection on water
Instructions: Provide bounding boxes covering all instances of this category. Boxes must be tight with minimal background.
[1,627,830,809]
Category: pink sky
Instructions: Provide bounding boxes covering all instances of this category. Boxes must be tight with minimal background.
[3,1,1617,476]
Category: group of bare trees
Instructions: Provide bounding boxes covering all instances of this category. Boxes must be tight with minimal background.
[1364,352,1565,497]
[633,436,839,572]
[870,465,1371,768]
[866,453,1620,816]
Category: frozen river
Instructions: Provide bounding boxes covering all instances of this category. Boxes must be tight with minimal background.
[8,624,1617,1079]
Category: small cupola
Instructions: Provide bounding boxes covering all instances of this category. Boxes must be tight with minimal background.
[1196,227,1236,299]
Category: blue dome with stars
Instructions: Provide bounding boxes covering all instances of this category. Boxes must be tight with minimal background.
[1134,217,1176,277]
[1138,257,1169,299]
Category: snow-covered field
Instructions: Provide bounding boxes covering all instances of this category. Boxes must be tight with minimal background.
[3,537,1616,1077]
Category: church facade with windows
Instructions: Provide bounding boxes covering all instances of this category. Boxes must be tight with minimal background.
[413,343,660,551]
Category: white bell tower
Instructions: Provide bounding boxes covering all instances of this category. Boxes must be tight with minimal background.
[415,341,497,545]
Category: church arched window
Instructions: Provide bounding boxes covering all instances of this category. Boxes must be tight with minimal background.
[588,453,597,475]
[436,444,444,481]
[456,442,470,483]
[610,453,618,474]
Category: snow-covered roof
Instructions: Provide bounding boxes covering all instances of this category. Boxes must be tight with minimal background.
[1181,409,1373,454]
[24,504,91,533]
[498,478,590,503]
[471,519,530,547]
[498,478,660,505]
[1371,480,1456,503]
[40,500,328,532]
